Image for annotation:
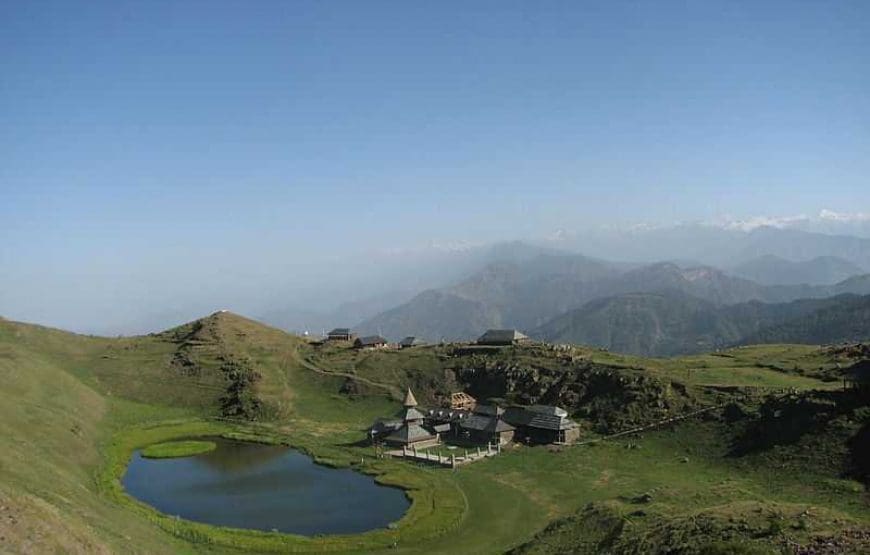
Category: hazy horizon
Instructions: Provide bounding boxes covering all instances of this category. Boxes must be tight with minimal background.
[2,2,869,334]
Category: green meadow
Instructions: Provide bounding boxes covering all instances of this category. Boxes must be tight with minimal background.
[0,312,867,553]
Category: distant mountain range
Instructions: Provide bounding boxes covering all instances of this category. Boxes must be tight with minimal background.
[252,225,870,356]
[543,225,870,270]
[532,291,870,356]
[731,255,866,286]
[356,251,870,344]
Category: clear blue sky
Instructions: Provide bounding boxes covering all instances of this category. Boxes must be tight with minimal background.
[1,1,869,330]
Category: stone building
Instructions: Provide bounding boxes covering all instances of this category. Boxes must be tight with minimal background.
[456,405,515,445]
[504,405,581,444]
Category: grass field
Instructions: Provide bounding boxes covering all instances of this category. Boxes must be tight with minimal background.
[1,312,867,554]
[141,440,217,458]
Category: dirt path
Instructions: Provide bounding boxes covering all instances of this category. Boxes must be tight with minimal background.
[288,346,403,400]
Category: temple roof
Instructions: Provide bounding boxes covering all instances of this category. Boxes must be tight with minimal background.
[398,406,426,422]
[385,423,435,444]
[403,387,419,407]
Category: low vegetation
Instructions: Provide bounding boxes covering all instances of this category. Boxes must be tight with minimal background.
[1,311,868,553]
[141,440,217,459]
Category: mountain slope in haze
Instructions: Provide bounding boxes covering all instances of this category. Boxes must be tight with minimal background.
[739,294,870,346]
[359,290,500,342]
[533,293,870,356]
[258,289,420,335]
[258,240,568,334]
[356,253,627,341]
[358,250,870,342]
[531,292,851,356]
[544,224,870,270]
[735,226,870,269]
[732,254,866,286]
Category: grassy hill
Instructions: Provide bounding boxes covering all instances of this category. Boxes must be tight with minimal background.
[1,312,869,553]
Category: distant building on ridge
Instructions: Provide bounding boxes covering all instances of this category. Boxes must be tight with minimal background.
[354,335,388,349]
[399,336,426,349]
[477,329,530,346]
[326,328,355,341]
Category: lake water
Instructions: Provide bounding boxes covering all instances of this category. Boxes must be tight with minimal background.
[122,438,410,535]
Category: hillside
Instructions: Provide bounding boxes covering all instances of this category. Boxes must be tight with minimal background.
[732,254,866,286]
[357,253,625,341]
[257,241,566,334]
[0,312,398,553]
[532,293,866,356]
[741,294,870,345]
[2,312,869,554]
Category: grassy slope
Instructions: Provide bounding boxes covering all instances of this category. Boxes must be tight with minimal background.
[0,320,193,553]
[1,314,868,554]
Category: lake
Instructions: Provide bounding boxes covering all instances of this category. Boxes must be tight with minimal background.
[122,438,410,535]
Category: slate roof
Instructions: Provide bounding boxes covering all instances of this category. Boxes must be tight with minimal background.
[370,419,403,435]
[355,335,387,347]
[327,328,351,335]
[504,406,578,431]
[385,423,435,444]
[459,415,515,433]
[477,329,529,344]
[474,404,505,417]
[528,413,575,431]
[528,405,568,418]
[398,406,427,422]
[400,336,426,347]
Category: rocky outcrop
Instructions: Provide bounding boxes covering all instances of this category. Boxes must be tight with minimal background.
[453,360,696,434]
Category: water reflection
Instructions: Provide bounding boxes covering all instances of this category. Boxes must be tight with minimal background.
[123,438,409,535]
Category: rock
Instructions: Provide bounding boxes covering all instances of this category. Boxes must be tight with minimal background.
[632,493,653,504]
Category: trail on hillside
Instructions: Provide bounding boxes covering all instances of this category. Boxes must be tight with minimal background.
[288,345,403,401]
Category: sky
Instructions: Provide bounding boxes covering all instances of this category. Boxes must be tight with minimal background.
[1,1,869,332]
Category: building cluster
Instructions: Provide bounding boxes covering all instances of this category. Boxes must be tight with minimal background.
[325,328,425,351]
[324,327,531,350]
[369,387,580,450]
[327,326,579,450]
